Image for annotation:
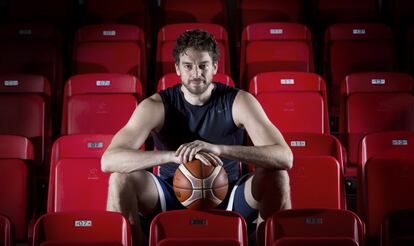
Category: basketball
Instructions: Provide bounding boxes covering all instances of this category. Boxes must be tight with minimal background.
[173,159,228,210]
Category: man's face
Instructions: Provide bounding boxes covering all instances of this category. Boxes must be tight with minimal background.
[175,48,218,95]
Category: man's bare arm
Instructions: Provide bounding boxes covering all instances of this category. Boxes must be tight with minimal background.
[101,94,180,173]
[175,91,293,170]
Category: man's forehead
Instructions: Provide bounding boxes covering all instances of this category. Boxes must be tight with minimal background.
[179,48,212,63]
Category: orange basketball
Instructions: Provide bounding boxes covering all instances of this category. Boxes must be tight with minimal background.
[173,159,228,210]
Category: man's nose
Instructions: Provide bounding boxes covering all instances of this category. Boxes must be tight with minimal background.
[191,65,202,77]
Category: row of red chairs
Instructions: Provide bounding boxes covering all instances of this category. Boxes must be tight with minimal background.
[1,71,413,169]
[1,21,413,95]
[5,0,414,30]
[1,131,413,244]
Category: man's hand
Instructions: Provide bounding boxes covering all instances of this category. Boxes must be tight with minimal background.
[175,140,222,166]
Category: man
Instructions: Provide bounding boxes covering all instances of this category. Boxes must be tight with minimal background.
[101,29,292,245]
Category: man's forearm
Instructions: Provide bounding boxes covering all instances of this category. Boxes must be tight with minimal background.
[217,144,293,170]
[101,149,177,173]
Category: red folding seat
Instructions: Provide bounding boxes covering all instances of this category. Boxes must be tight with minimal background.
[340,72,414,167]
[0,24,62,97]
[314,0,380,28]
[80,0,147,28]
[149,209,247,246]
[61,73,141,135]
[0,214,13,246]
[240,23,314,89]
[156,73,235,91]
[0,135,33,241]
[237,0,302,28]
[360,157,414,239]
[47,134,113,213]
[357,131,414,230]
[0,74,51,164]
[32,211,131,246]
[289,156,344,209]
[160,0,227,27]
[324,23,397,113]
[156,23,230,80]
[381,209,414,246]
[73,24,147,90]
[249,72,328,134]
[265,209,364,246]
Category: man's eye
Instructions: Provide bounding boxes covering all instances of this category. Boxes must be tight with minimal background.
[184,65,192,70]
[199,64,206,70]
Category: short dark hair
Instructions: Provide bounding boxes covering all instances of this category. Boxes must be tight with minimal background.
[173,29,220,64]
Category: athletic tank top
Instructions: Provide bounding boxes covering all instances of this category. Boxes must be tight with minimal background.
[153,82,244,183]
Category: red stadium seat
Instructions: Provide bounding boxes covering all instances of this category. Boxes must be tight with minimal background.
[156,23,231,80]
[81,0,147,27]
[47,134,113,213]
[0,214,13,246]
[73,24,147,90]
[340,72,414,167]
[237,0,302,28]
[149,209,247,246]
[160,0,227,27]
[324,23,397,113]
[61,73,141,135]
[156,73,235,91]
[265,209,364,246]
[249,72,328,134]
[360,157,414,239]
[240,23,314,89]
[32,211,131,246]
[0,135,34,241]
[357,132,414,231]
[289,157,344,209]
[0,24,62,97]
[381,209,414,246]
[0,74,51,164]
[314,0,380,28]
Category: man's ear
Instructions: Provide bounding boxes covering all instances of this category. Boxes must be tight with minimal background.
[213,61,218,75]
[175,63,181,76]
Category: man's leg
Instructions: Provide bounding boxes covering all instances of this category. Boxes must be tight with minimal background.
[245,167,291,245]
[106,170,160,246]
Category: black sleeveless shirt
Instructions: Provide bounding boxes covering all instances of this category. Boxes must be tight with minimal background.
[153,83,245,183]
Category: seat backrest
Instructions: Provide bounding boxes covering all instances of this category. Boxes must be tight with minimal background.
[61,73,141,135]
[32,211,131,246]
[265,208,364,246]
[81,0,146,27]
[362,157,414,237]
[73,24,146,89]
[249,71,329,133]
[156,73,235,91]
[0,214,13,246]
[47,134,113,213]
[161,0,227,27]
[272,237,359,246]
[381,209,414,246]
[156,23,230,80]
[0,74,51,164]
[0,24,62,96]
[149,210,247,246]
[237,0,302,28]
[340,72,414,166]
[0,135,34,241]
[289,156,344,209]
[240,22,313,89]
[324,23,396,109]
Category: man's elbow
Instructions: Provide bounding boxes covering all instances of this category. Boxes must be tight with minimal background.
[283,147,294,170]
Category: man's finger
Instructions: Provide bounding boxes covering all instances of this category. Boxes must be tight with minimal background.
[205,152,223,166]
[195,153,211,166]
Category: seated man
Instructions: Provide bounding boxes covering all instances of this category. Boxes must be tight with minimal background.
[101,29,293,246]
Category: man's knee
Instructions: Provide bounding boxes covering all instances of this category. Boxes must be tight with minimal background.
[252,169,291,209]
